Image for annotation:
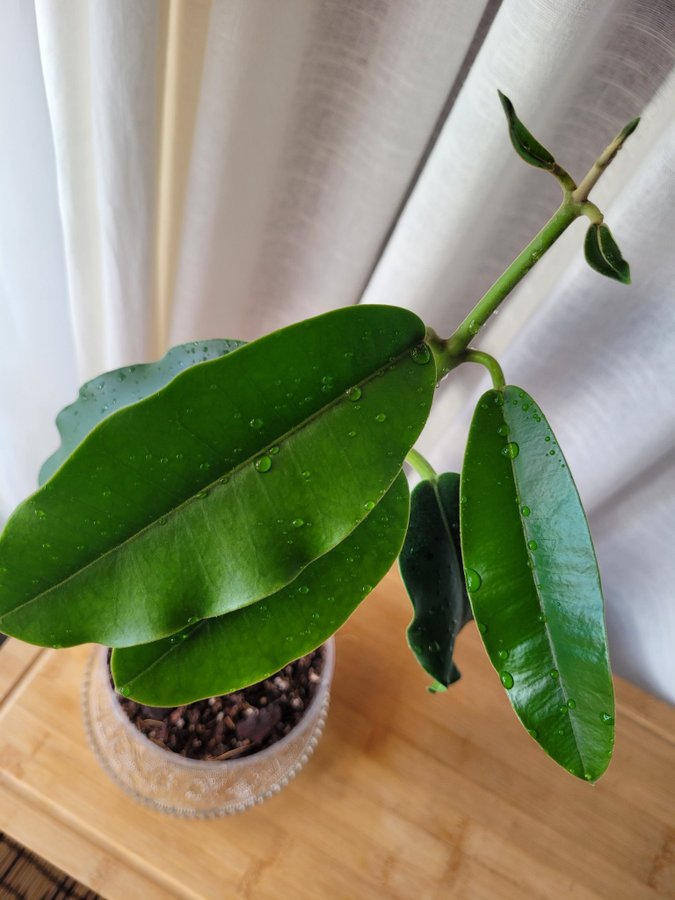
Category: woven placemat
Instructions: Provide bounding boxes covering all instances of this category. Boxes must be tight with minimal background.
[0,833,101,900]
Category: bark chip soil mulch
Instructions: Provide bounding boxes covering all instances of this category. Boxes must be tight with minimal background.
[114,647,325,761]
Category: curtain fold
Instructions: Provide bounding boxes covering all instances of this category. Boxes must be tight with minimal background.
[0,0,673,700]
[168,0,490,342]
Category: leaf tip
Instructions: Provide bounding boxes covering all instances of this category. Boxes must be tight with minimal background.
[497,90,555,170]
[619,116,640,142]
[497,89,512,114]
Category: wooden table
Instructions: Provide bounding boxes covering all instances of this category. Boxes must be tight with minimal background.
[0,570,673,899]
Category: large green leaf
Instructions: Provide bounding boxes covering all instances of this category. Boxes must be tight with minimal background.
[399,473,471,690]
[112,472,410,705]
[460,386,614,782]
[39,339,244,485]
[0,306,436,648]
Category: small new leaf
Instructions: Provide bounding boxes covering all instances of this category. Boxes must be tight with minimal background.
[498,91,556,170]
[399,473,471,689]
[584,223,631,284]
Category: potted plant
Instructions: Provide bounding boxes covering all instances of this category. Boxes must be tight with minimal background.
[0,95,637,812]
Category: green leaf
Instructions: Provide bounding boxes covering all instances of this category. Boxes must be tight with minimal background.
[498,91,556,170]
[112,472,410,705]
[584,223,631,284]
[399,473,472,688]
[460,386,614,782]
[0,306,436,649]
[39,339,245,485]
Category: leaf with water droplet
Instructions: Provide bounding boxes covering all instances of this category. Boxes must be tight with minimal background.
[399,472,472,689]
[461,384,614,781]
[0,306,435,650]
[38,338,245,485]
[111,473,409,703]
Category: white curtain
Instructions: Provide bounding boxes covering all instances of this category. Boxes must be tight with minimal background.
[1,0,674,702]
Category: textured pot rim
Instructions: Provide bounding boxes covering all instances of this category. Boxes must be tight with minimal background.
[89,638,335,772]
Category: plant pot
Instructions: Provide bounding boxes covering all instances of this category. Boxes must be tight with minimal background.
[82,640,335,817]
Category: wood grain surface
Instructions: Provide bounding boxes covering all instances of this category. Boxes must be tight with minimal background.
[0,570,673,899]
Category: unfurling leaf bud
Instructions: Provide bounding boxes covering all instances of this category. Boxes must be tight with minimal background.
[498,91,556,170]
[584,223,631,284]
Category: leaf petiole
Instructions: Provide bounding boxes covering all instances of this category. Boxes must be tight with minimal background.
[405,448,438,483]
[459,350,506,391]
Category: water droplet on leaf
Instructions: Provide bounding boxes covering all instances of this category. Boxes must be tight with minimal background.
[465,568,482,592]
[410,344,431,365]
[502,442,520,459]
[501,671,514,689]
[255,456,272,473]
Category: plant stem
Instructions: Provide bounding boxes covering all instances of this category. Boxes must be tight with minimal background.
[572,117,640,203]
[441,200,578,363]
[406,448,438,482]
[426,114,640,377]
[460,350,506,390]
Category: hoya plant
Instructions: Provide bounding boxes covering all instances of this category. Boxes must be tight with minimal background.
[0,95,637,783]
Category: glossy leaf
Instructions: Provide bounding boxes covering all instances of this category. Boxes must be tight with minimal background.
[0,306,436,648]
[461,386,614,781]
[112,473,409,704]
[584,222,631,284]
[39,339,244,485]
[498,91,556,170]
[399,473,472,688]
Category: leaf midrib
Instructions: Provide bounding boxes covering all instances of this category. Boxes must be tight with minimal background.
[503,393,589,776]
[2,340,428,623]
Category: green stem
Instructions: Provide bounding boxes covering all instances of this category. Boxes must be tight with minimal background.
[442,200,577,362]
[406,448,438,482]
[425,114,640,378]
[572,117,640,203]
[460,350,506,390]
